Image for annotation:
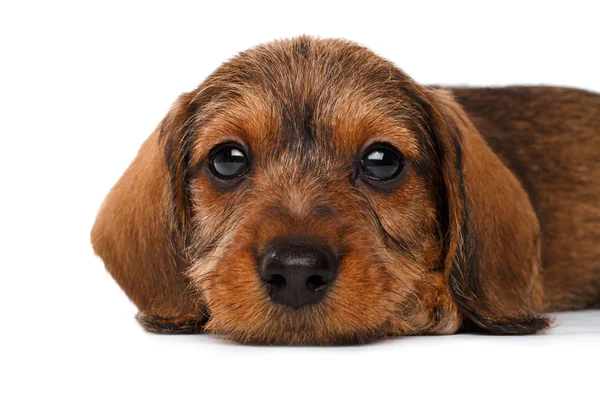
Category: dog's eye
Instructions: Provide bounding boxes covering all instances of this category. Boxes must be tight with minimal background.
[360,145,404,180]
[210,144,249,179]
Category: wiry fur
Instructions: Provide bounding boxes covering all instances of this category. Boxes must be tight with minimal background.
[91,36,599,344]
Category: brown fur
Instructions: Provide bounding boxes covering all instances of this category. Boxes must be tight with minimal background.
[91,36,599,344]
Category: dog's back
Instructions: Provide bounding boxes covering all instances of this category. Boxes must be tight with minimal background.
[452,86,600,311]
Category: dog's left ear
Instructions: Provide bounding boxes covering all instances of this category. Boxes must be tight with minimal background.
[422,88,551,334]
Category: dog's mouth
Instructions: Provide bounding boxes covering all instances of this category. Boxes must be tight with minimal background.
[198,257,398,344]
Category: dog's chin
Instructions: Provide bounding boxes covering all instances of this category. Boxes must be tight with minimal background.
[204,315,390,345]
[200,275,463,344]
[200,295,394,345]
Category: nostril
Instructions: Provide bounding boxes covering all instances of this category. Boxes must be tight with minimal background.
[266,274,287,290]
[306,275,329,292]
[259,240,338,307]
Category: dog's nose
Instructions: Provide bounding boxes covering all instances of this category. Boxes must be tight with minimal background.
[258,241,338,308]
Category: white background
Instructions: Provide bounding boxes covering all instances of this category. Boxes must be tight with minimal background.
[1,1,599,399]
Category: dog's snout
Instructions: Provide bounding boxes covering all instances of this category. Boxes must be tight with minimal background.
[259,241,338,308]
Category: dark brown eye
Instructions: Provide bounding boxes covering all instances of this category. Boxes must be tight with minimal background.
[360,145,404,180]
[210,144,249,179]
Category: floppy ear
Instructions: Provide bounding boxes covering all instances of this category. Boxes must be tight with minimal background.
[424,88,551,334]
[91,93,206,333]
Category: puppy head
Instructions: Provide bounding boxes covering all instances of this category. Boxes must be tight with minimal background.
[92,37,550,344]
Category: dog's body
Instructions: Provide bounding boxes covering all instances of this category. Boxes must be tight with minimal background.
[92,37,599,344]
[454,87,600,311]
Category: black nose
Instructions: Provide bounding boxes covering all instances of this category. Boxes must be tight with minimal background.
[258,241,338,308]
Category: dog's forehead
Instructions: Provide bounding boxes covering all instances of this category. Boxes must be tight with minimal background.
[189,38,427,164]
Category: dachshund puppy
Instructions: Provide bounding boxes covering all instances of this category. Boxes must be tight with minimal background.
[91,36,600,344]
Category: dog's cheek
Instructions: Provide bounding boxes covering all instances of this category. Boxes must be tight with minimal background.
[323,247,394,336]
[387,272,461,335]
[199,243,272,338]
[189,179,247,248]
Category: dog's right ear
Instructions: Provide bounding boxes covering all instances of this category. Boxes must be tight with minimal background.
[91,92,206,333]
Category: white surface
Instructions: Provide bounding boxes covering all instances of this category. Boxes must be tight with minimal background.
[1,1,599,399]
